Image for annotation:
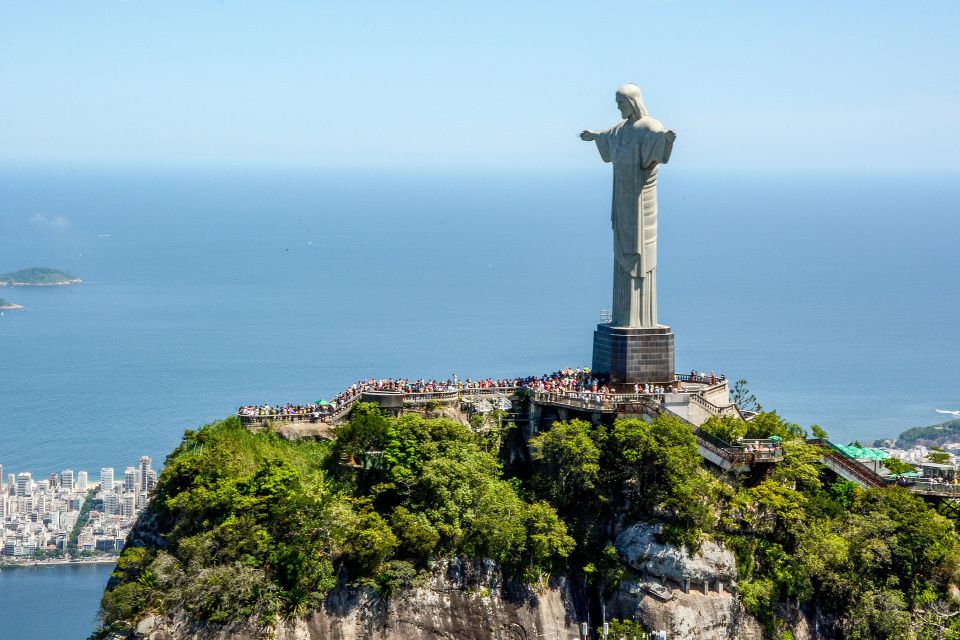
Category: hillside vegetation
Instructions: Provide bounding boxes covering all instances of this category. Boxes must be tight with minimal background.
[894,418,960,448]
[99,408,573,635]
[99,407,960,639]
[0,267,80,285]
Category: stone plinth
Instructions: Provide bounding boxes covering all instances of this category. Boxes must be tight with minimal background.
[360,390,404,410]
[592,324,675,384]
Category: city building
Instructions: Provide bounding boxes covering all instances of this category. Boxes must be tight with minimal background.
[121,494,136,519]
[16,472,31,497]
[103,493,120,516]
[100,467,114,492]
[0,455,154,561]
[124,467,137,493]
[139,456,152,491]
[61,469,74,492]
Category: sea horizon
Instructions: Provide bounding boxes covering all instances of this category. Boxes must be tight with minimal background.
[2,167,958,473]
[1,165,959,639]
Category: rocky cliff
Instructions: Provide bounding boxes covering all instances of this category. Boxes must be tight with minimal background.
[122,529,828,640]
[607,522,761,640]
[123,559,580,640]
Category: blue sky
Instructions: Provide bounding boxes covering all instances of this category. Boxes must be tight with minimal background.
[1,1,958,171]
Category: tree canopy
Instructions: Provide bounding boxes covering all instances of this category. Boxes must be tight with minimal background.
[100,410,573,633]
[100,404,960,639]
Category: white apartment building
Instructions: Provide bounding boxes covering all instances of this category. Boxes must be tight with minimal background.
[139,456,152,490]
[124,467,137,493]
[16,473,31,497]
[100,467,114,492]
[61,469,74,492]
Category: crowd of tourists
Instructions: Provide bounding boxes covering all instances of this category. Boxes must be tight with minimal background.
[238,404,320,419]
[687,370,725,385]
[238,367,727,424]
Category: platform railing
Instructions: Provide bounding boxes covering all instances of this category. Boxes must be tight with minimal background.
[239,371,736,427]
[689,392,742,418]
[460,386,521,397]
[693,430,783,465]
[675,373,725,384]
[897,477,960,496]
[402,390,459,405]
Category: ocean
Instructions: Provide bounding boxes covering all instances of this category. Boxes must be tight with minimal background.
[1,167,958,637]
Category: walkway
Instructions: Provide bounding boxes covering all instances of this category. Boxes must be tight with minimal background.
[236,376,780,471]
[809,438,960,498]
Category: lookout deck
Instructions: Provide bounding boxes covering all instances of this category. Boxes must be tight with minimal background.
[238,378,782,473]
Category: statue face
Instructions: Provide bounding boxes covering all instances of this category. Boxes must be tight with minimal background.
[616,95,632,119]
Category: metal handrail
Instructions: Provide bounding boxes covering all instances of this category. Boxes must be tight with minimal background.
[819,448,886,488]
[694,429,783,465]
[675,373,725,384]
[402,390,459,404]
[898,478,960,496]
[460,386,521,396]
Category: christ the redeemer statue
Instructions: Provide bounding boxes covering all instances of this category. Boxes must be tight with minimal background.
[581,84,676,328]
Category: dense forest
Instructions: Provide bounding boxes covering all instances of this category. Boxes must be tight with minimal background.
[98,404,960,639]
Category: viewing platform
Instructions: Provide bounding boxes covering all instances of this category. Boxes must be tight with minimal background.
[236,369,784,473]
[236,372,747,428]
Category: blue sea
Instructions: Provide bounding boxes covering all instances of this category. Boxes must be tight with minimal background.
[1,167,958,638]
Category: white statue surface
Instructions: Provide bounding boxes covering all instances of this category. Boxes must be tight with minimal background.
[581,84,676,328]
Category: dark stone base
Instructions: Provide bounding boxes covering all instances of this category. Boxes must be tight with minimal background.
[360,390,404,409]
[592,324,675,385]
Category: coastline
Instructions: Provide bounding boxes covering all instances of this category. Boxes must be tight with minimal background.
[0,557,116,570]
[0,279,82,287]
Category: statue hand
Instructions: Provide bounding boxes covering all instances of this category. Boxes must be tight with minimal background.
[666,130,677,143]
[580,130,596,141]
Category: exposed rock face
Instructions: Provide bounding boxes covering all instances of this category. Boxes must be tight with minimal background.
[130,559,581,640]
[607,579,762,640]
[615,522,737,586]
[122,526,827,640]
[609,522,761,640]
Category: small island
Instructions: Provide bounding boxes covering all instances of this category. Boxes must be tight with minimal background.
[0,267,82,287]
[0,298,24,311]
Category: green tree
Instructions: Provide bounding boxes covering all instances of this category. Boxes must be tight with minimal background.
[810,424,829,440]
[340,501,398,576]
[732,379,761,413]
[334,402,390,468]
[701,414,748,444]
[745,411,806,441]
[605,618,648,639]
[882,458,917,475]
[608,415,714,546]
[529,420,602,512]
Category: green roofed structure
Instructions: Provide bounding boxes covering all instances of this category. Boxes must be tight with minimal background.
[833,444,890,461]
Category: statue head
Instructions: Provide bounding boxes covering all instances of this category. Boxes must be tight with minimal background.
[615,84,649,120]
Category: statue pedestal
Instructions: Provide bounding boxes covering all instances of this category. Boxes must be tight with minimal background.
[592,324,675,385]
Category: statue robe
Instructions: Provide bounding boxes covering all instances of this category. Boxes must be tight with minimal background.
[594,116,674,328]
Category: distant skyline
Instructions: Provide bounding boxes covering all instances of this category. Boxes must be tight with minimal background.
[1,1,958,171]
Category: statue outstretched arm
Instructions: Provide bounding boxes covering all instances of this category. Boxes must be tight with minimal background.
[580,128,614,163]
[662,130,676,164]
